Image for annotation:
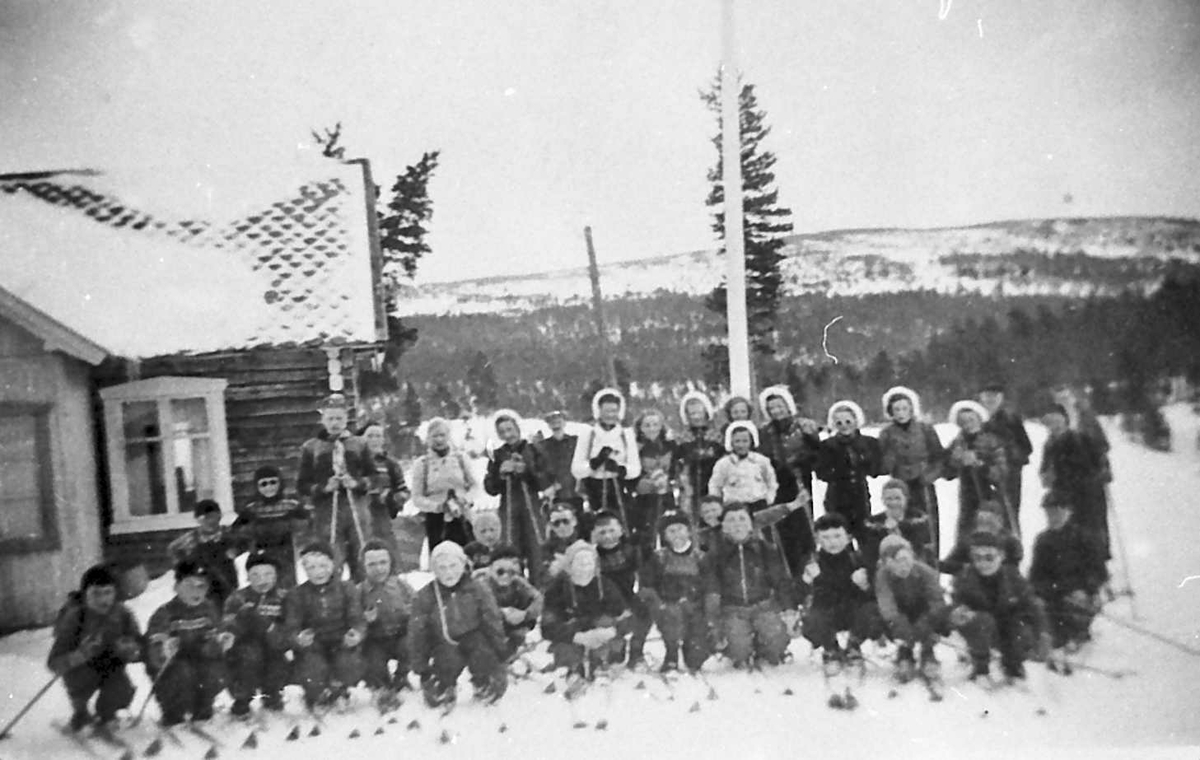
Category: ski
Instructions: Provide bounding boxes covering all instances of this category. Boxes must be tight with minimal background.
[90,723,135,759]
[919,671,945,702]
[52,721,106,759]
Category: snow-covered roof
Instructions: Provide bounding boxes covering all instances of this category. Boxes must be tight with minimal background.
[0,155,384,361]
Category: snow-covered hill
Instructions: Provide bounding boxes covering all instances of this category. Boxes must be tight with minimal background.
[398,217,1200,316]
[2,407,1199,757]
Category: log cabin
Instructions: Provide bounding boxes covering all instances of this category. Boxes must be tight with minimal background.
[0,155,387,631]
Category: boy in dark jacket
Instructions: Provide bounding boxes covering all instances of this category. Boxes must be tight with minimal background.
[222,551,290,717]
[295,393,376,581]
[231,466,306,587]
[285,542,366,709]
[475,545,544,659]
[167,499,240,608]
[939,504,1023,577]
[485,412,549,585]
[1029,493,1107,653]
[47,566,144,731]
[592,511,652,668]
[950,531,1050,681]
[409,541,508,707]
[639,512,708,673]
[540,540,631,674]
[874,536,948,682]
[464,510,503,572]
[815,401,884,542]
[801,513,883,671]
[702,503,796,669]
[358,539,415,704]
[861,479,935,571]
[145,561,225,726]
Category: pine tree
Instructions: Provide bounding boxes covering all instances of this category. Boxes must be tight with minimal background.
[378,151,441,291]
[701,74,794,357]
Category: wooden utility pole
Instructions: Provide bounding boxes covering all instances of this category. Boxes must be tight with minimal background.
[584,226,619,389]
[721,0,752,398]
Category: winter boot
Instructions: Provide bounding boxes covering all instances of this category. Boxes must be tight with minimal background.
[1001,657,1026,682]
[822,649,844,679]
[422,677,456,710]
[919,647,941,681]
[67,700,92,732]
[894,646,916,683]
[968,657,990,681]
[230,699,251,719]
[262,692,284,712]
[660,645,680,674]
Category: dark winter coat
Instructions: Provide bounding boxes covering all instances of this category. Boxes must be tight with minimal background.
[476,572,544,629]
[804,547,873,610]
[815,432,884,523]
[540,533,579,580]
[701,536,795,612]
[874,561,946,633]
[47,600,143,674]
[634,437,680,495]
[946,430,1008,487]
[359,575,415,641]
[222,586,289,650]
[639,544,705,605]
[860,512,935,570]
[878,420,945,484]
[940,533,1023,577]
[146,597,222,666]
[1029,524,1107,600]
[533,433,580,501]
[367,452,409,519]
[409,575,506,666]
[758,417,822,499]
[597,538,641,604]
[284,578,366,647]
[676,426,724,511]
[232,495,305,553]
[1040,430,1105,511]
[952,565,1046,634]
[983,408,1034,468]
[540,575,629,644]
[295,429,374,509]
[485,439,545,505]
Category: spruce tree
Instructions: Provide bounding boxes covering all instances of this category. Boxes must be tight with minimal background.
[701,75,794,357]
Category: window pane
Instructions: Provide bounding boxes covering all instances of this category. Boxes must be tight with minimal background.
[123,401,160,440]
[174,436,214,513]
[125,440,167,516]
[0,414,44,539]
[171,398,209,435]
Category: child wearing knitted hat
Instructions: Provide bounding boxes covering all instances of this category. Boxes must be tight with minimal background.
[222,551,291,717]
[639,512,708,673]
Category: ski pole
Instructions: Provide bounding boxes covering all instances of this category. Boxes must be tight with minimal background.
[504,475,515,545]
[132,649,178,727]
[1105,484,1139,619]
[0,673,60,740]
[1097,609,1200,657]
[924,481,941,569]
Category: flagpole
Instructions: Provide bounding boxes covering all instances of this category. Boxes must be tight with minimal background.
[721,0,752,398]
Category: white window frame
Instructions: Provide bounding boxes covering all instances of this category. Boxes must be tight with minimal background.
[100,377,234,534]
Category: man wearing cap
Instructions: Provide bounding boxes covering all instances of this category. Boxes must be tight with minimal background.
[533,410,581,510]
[221,551,291,717]
[979,383,1034,527]
[167,499,240,608]
[296,393,376,581]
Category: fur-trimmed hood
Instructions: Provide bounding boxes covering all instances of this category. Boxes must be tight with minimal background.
[678,390,716,427]
[724,420,760,451]
[881,386,922,420]
[759,385,797,418]
[826,399,866,430]
[591,387,626,422]
[487,408,524,452]
[948,399,990,426]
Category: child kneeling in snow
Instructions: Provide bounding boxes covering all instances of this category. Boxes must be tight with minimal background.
[593,511,652,668]
[950,531,1050,682]
[475,544,544,659]
[1029,493,1107,655]
[701,503,797,669]
[639,512,708,673]
[48,565,144,731]
[409,542,508,707]
[540,540,631,674]
[285,542,366,709]
[358,539,415,703]
[145,561,225,726]
[221,551,290,717]
[801,513,884,672]
[874,535,948,682]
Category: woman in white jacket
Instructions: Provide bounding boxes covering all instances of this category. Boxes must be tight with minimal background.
[410,417,476,548]
[571,388,641,531]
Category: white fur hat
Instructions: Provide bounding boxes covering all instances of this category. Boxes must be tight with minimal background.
[678,390,716,426]
[827,399,866,430]
[487,408,523,454]
[948,399,990,426]
[758,385,797,418]
[724,420,760,451]
[591,387,626,421]
[881,386,922,420]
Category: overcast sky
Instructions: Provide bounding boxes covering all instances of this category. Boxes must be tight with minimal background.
[2,0,1198,282]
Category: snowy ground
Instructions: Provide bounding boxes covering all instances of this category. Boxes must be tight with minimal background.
[2,409,1199,759]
